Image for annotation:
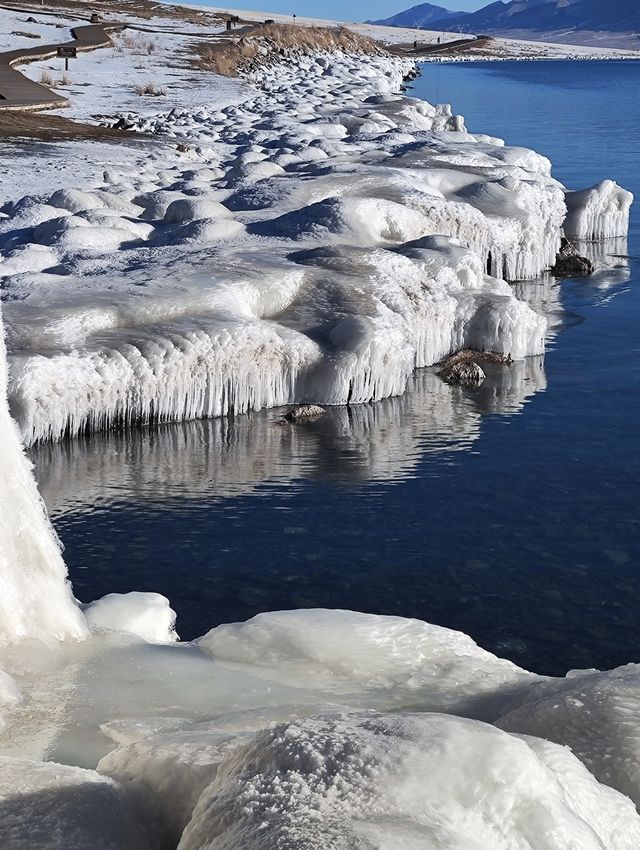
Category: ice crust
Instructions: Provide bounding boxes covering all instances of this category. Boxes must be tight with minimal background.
[178,714,640,850]
[2,50,628,445]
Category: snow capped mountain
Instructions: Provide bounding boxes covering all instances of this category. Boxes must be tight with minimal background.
[371,2,466,29]
[433,0,640,34]
[377,0,640,40]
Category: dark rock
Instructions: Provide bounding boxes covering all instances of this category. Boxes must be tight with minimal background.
[439,361,485,386]
[437,349,512,386]
[277,404,326,425]
[551,238,594,278]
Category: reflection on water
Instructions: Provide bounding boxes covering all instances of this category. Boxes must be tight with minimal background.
[34,358,546,516]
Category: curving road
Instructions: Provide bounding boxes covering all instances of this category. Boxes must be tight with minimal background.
[0,21,121,111]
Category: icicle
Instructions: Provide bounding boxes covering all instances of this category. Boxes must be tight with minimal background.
[564,180,633,241]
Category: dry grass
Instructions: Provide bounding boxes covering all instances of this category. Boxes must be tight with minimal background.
[135,80,166,96]
[39,70,73,87]
[194,23,385,77]
[115,32,157,55]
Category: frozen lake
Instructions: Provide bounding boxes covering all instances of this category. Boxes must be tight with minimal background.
[31,60,640,677]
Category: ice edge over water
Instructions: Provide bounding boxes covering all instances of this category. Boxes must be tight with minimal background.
[0,51,630,445]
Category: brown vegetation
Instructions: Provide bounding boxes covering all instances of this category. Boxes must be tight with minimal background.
[0,110,148,142]
[135,80,166,96]
[193,23,385,78]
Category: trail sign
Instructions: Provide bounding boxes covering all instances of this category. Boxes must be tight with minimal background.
[57,45,76,72]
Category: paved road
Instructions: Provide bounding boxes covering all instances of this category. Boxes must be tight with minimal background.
[0,21,120,110]
[389,35,491,57]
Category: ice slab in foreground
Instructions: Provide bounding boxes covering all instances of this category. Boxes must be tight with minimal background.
[4,610,640,849]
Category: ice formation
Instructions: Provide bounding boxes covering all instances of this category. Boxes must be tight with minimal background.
[564,179,633,241]
[2,49,629,444]
[31,356,547,513]
[0,308,87,644]
[83,593,178,643]
[178,714,640,850]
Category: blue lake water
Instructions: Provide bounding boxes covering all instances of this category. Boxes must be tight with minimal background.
[31,60,640,676]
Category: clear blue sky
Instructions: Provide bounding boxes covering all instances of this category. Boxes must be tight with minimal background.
[201,1,488,21]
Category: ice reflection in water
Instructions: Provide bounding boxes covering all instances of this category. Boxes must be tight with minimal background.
[33,357,546,515]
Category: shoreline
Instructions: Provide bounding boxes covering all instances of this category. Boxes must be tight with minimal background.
[0,11,630,446]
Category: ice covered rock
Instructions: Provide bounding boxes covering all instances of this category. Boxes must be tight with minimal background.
[199,609,534,716]
[0,671,21,729]
[48,188,105,215]
[178,713,640,850]
[281,403,326,423]
[98,731,245,849]
[564,180,633,241]
[0,757,150,850]
[83,592,178,643]
[163,199,232,225]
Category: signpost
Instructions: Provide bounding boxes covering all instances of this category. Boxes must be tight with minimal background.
[56,45,77,72]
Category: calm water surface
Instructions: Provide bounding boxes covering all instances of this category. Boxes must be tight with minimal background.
[32,61,640,676]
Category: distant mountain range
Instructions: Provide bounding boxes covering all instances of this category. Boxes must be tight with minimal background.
[372,0,640,47]
[372,2,466,29]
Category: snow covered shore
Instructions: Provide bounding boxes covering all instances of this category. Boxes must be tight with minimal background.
[0,39,630,445]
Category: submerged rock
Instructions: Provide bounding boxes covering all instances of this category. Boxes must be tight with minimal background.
[441,361,485,385]
[551,238,594,278]
[437,349,512,386]
[278,404,326,424]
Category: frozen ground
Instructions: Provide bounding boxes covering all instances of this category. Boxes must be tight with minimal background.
[15,15,247,120]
